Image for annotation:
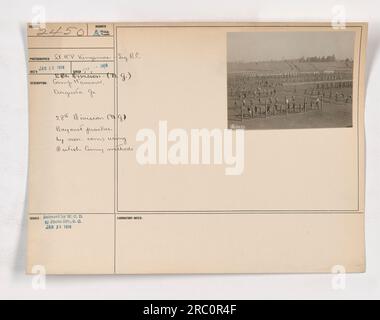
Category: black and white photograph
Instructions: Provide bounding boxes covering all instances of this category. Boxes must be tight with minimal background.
[227,31,355,130]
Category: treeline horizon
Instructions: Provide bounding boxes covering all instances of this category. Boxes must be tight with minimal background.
[229,55,353,64]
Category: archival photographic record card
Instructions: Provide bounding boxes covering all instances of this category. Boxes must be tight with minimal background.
[27,23,367,274]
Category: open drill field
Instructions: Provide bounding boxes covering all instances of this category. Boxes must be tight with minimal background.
[227,60,353,130]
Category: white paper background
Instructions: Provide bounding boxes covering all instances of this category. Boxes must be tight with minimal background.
[0,0,379,299]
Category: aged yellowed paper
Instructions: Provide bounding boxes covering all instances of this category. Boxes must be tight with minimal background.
[27,22,367,274]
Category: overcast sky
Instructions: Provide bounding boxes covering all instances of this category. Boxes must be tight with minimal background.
[227,31,355,62]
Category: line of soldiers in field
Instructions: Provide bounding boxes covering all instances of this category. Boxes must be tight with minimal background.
[228,72,353,97]
[275,71,352,83]
[228,72,353,120]
[230,84,352,104]
[305,82,352,103]
[229,70,352,85]
[234,94,323,120]
[232,83,353,120]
